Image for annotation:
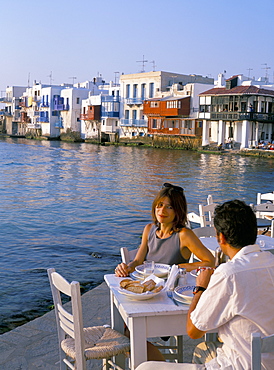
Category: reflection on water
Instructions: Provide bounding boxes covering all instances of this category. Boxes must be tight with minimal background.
[0,137,273,332]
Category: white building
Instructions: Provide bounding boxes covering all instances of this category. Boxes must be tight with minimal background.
[119,71,214,138]
[0,86,27,135]
[199,74,274,149]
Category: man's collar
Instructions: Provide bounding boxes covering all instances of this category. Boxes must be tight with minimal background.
[231,244,260,260]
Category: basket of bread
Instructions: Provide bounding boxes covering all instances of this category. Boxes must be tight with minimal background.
[118,276,165,300]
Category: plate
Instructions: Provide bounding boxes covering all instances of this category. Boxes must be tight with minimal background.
[135,263,170,278]
[118,287,163,301]
[174,285,195,304]
[190,269,199,278]
[129,271,145,280]
[172,294,191,305]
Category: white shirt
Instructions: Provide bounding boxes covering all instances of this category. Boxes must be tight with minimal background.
[190,245,274,370]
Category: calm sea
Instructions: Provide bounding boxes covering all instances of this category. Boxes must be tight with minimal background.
[0,137,273,333]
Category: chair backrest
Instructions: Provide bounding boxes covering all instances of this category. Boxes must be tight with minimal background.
[47,268,86,370]
[257,192,274,205]
[120,247,138,264]
[207,194,214,205]
[193,226,216,238]
[252,203,274,219]
[251,332,274,370]
[198,203,217,227]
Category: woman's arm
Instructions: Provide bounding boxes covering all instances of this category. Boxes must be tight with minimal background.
[115,223,152,277]
[178,228,215,272]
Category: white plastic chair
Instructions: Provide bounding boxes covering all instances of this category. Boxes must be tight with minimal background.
[257,191,274,205]
[135,361,205,369]
[47,268,130,370]
[250,203,274,237]
[198,203,217,227]
[193,226,216,238]
[120,247,138,264]
[251,332,274,370]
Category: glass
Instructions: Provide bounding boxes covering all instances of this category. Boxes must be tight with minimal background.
[144,260,155,275]
[259,240,266,249]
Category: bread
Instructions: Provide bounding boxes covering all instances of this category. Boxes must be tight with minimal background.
[125,285,145,293]
[120,278,162,294]
[143,279,156,292]
[151,285,164,293]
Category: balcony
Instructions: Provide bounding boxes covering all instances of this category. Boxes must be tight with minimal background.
[101,111,119,118]
[0,97,12,103]
[53,103,69,111]
[120,119,147,127]
[210,111,274,123]
[40,102,50,108]
[37,116,49,123]
[125,98,143,105]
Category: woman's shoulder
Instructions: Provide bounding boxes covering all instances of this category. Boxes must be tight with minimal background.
[178,227,195,239]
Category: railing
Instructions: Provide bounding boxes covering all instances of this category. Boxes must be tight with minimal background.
[0,97,12,103]
[101,111,119,118]
[37,117,49,122]
[28,123,41,129]
[101,96,120,102]
[210,111,274,122]
[120,119,147,127]
[125,98,143,105]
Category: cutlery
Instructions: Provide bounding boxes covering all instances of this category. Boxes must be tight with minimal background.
[167,290,179,306]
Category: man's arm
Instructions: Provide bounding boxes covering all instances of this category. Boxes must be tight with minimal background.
[187,268,214,339]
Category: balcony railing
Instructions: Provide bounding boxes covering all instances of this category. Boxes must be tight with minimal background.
[101,96,120,102]
[101,111,119,118]
[0,97,12,103]
[37,116,49,122]
[210,111,274,122]
[53,104,69,111]
[120,119,147,127]
[125,98,143,105]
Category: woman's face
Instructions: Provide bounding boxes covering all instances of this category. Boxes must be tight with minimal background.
[155,196,175,225]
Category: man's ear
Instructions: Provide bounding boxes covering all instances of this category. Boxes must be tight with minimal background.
[218,232,226,245]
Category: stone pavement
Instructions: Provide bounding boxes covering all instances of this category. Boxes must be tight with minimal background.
[0,282,202,369]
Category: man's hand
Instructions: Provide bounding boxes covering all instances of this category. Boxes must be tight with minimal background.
[196,267,215,288]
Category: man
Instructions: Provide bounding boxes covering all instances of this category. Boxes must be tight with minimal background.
[187,199,274,369]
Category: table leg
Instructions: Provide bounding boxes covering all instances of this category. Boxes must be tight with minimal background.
[109,291,126,368]
[128,316,147,370]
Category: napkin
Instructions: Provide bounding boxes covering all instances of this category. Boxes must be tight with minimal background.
[164,264,179,291]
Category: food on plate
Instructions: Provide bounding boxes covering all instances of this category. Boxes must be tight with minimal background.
[120,278,163,294]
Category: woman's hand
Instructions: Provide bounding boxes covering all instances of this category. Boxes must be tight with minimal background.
[115,263,131,277]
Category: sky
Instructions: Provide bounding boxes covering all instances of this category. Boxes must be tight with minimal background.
[1,0,274,95]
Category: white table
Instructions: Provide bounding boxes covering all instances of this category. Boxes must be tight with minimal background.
[104,274,195,369]
[199,235,274,255]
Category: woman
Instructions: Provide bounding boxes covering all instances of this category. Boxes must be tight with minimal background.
[115,183,215,277]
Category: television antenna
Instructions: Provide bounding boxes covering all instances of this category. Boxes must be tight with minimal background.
[114,72,119,84]
[247,68,253,79]
[136,55,148,73]
[69,76,77,84]
[261,63,271,82]
[151,60,156,71]
[47,71,53,85]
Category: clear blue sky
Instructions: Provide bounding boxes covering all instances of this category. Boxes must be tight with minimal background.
[1,0,274,94]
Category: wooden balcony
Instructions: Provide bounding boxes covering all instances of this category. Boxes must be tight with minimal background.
[80,105,101,120]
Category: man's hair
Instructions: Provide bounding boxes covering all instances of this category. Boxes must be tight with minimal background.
[213,199,257,248]
[152,186,187,231]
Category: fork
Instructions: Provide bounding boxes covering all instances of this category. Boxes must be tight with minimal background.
[167,290,179,306]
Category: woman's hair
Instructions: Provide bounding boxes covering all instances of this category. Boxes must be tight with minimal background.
[213,199,257,248]
[151,183,187,231]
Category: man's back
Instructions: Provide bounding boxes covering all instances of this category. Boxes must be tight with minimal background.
[191,245,274,369]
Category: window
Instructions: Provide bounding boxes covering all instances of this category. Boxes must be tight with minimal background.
[149,83,154,98]
[141,83,146,99]
[125,110,129,119]
[132,110,137,120]
[133,84,138,98]
[126,84,130,98]
[150,101,159,108]
[152,119,157,128]
[76,97,80,104]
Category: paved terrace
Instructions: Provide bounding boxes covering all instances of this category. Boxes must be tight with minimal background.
[0,282,202,369]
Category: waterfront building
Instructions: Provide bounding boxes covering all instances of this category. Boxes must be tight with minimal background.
[119,71,214,138]
[143,81,214,138]
[199,73,274,149]
[80,79,120,141]
[0,86,27,136]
